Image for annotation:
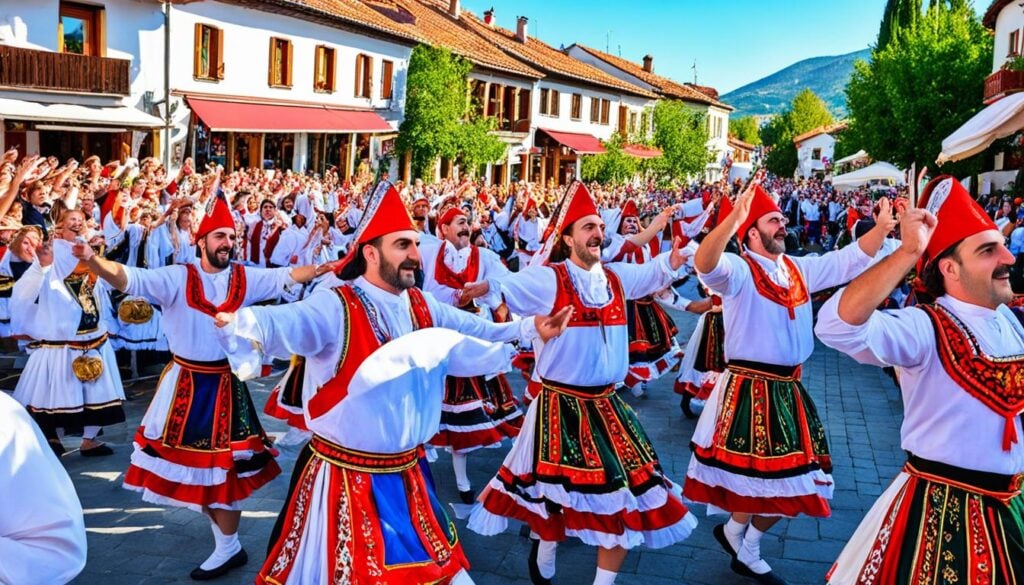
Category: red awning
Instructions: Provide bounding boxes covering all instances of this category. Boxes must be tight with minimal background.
[538,128,606,155]
[624,144,662,159]
[186,97,393,133]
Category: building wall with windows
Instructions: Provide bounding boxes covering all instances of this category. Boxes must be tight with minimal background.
[795,133,835,179]
[166,1,413,175]
[531,79,649,141]
[992,6,1024,72]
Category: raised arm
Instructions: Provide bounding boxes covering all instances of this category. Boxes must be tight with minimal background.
[694,180,758,275]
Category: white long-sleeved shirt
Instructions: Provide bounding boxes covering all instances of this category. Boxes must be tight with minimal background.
[269,225,309,267]
[0,392,86,585]
[816,292,1024,475]
[420,239,509,310]
[697,244,873,366]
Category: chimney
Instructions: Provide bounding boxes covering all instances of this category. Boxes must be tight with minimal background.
[516,16,528,43]
[483,7,494,26]
[642,54,653,73]
[449,0,460,19]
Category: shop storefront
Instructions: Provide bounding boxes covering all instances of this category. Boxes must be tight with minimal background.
[534,128,606,186]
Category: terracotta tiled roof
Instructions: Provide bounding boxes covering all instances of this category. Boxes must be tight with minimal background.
[567,44,732,110]
[272,0,423,42]
[458,14,656,98]
[984,0,1012,29]
[792,122,848,146]
[364,0,543,78]
[687,83,720,100]
[728,136,754,151]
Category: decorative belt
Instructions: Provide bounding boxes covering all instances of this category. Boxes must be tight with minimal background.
[172,355,232,374]
[906,455,1023,501]
[310,434,421,473]
[541,378,616,399]
[28,333,108,351]
[727,359,802,382]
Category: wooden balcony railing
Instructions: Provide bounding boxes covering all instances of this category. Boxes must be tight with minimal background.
[0,45,130,95]
[984,68,1024,103]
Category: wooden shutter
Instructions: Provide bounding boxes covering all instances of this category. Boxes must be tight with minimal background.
[551,90,559,116]
[194,23,203,78]
[354,54,363,97]
[382,60,393,99]
[215,28,224,79]
[365,56,373,98]
[329,48,336,92]
[285,41,293,86]
[268,38,276,85]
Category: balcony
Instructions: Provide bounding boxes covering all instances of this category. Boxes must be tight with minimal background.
[0,45,130,96]
[984,68,1024,104]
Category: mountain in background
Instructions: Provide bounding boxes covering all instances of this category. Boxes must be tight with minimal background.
[721,48,871,118]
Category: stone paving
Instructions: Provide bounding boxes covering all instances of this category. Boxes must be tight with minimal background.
[34,288,904,585]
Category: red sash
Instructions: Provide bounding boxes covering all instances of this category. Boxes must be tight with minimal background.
[922,303,1024,451]
[550,262,627,328]
[307,286,434,420]
[184,263,247,318]
[248,220,282,266]
[433,244,480,290]
[610,239,658,264]
[742,254,809,320]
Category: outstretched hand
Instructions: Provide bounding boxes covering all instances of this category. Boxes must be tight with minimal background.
[898,208,938,258]
[669,236,692,271]
[727,179,760,234]
[214,312,236,328]
[872,197,898,235]
[535,306,573,342]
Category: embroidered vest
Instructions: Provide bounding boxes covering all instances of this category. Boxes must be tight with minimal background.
[550,262,627,328]
[307,285,434,420]
[922,303,1024,451]
[433,244,480,290]
[63,263,100,333]
[248,220,282,266]
[184,263,247,318]
[742,254,809,320]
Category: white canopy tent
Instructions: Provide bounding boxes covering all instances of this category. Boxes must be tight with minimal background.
[831,161,906,190]
[834,149,869,166]
[938,92,1024,164]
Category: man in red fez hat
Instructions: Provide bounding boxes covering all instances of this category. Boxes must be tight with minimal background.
[70,184,329,581]
[419,204,523,504]
[602,199,683,397]
[817,176,1024,584]
[469,182,698,585]
[210,181,572,585]
[685,180,896,585]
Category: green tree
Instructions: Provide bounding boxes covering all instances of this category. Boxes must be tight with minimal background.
[580,133,639,184]
[877,0,921,51]
[761,89,834,176]
[649,100,713,183]
[396,44,505,180]
[845,2,991,178]
[729,116,761,145]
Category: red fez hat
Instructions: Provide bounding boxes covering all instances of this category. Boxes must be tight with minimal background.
[621,199,639,219]
[196,196,235,239]
[919,175,998,264]
[540,181,599,244]
[738,185,782,239]
[524,197,538,215]
[334,181,415,274]
[438,206,466,226]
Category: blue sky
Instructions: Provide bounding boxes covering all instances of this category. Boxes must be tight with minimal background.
[461,1,983,94]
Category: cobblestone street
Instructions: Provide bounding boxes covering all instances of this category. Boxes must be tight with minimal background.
[52,297,904,585]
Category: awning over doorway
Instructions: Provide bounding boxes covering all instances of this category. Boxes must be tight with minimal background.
[938,92,1024,164]
[537,128,606,155]
[0,97,163,128]
[186,97,393,133]
[623,144,662,159]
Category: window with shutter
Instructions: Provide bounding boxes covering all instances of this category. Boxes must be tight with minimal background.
[268,37,292,87]
[550,90,560,117]
[315,45,336,92]
[600,99,610,125]
[539,88,549,115]
[571,94,582,120]
[382,60,394,99]
[590,97,599,123]
[193,23,223,81]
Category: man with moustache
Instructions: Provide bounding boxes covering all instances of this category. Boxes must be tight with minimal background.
[817,176,1024,585]
[469,182,698,585]
[210,182,570,584]
[602,199,681,398]
[420,205,522,504]
[246,198,284,267]
[684,183,895,585]
[70,194,326,581]
[411,193,438,244]
[11,209,125,457]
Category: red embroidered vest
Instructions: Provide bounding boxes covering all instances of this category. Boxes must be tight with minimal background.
[742,254,809,320]
[185,263,247,318]
[550,262,627,328]
[306,285,434,420]
[433,244,480,290]
[248,220,282,266]
[922,303,1024,451]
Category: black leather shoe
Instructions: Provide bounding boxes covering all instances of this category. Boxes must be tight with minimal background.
[713,523,738,558]
[80,443,114,457]
[190,548,248,581]
[730,557,788,585]
[527,538,553,585]
[680,395,697,419]
[458,489,476,504]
